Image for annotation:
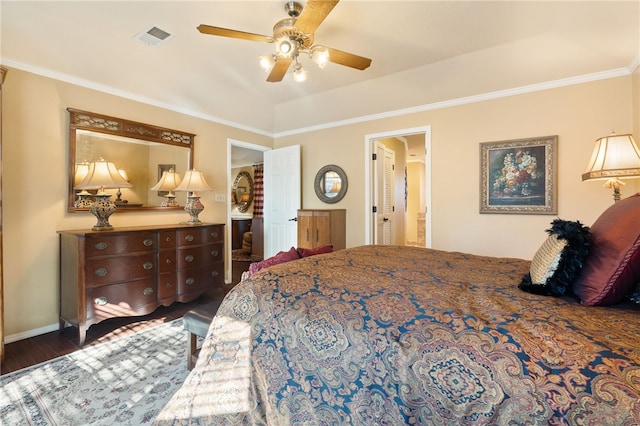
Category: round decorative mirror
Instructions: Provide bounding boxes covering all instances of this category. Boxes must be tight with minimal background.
[314,164,348,204]
[232,171,254,213]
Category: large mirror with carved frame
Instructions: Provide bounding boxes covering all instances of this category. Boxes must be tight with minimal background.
[68,108,194,212]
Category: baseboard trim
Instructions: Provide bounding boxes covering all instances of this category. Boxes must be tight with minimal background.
[4,323,60,344]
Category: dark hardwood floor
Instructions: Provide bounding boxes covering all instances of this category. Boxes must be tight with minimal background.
[1,293,220,376]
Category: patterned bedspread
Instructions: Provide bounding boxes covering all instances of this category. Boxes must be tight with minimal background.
[154,245,640,425]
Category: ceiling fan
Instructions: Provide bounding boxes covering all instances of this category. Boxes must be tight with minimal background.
[197,0,372,83]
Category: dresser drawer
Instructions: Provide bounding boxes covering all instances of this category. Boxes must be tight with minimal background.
[177,225,224,247]
[86,232,156,257]
[86,277,157,321]
[177,243,223,269]
[85,252,156,286]
[177,263,223,295]
[159,230,176,250]
[158,272,177,300]
[159,250,177,273]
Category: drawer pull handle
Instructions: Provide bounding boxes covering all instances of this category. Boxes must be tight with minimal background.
[165,236,172,242]
[185,234,195,242]
[143,287,154,296]
[211,250,218,257]
[186,278,195,285]
[94,267,108,277]
[211,231,218,238]
[95,242,108,250]
[166,282,172,288]
[95,296,108,306]
[143,262,153,270]
[143,239,154,247]
[165,258,172,264]
[211,270,219,277]
[185,255,194,262]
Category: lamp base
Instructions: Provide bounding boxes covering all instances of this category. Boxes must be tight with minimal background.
[604,178,625,203]
[75,192,93,209]
[161,194,179,207]
[182,195,204,224]
[90,194,116,231]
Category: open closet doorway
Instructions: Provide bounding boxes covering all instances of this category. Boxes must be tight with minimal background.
[364,126,432,247]
[228,139,270,287]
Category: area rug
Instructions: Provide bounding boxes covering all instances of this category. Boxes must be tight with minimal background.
[0,319,190,425]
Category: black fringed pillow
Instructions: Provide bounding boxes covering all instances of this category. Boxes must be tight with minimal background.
[519,219,591,296]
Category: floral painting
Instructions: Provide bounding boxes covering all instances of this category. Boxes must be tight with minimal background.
[480,136,557,214]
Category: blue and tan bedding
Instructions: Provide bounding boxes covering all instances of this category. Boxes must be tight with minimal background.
[155,240,640,425]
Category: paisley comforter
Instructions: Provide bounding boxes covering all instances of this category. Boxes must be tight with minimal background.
[155,245,640,425]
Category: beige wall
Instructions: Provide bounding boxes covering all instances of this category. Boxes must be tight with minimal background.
[2,68,271,338]
[2,66,637,339]
[276,75,636,258]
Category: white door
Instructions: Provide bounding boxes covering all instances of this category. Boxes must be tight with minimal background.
[263,145,301,258]
[374,142,395,245]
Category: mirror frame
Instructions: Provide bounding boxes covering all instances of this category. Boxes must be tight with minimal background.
[314,164,348,204]
[68,108,195,212]
[232,171,254,213]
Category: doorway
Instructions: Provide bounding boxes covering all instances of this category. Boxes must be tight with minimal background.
[227,139,270,285]
[364,126,432,247]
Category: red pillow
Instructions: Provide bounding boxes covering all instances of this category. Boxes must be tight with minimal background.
[248,246,300,276]
[573,193,640,305]
[297,244,334,258]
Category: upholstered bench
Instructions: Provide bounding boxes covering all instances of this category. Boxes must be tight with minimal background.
[183,301,222,370]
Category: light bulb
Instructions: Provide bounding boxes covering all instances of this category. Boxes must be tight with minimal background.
[259,54,275,71]
[312,46,329,69]
[293,63,307,82]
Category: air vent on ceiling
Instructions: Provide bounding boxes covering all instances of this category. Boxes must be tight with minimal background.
[134,25,174,46]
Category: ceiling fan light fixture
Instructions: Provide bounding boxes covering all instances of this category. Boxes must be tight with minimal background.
[276,37,295,56]
[293,63,307,82]
[311,46,329,69]
[259,54,276,71]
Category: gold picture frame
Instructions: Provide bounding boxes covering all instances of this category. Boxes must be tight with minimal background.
[480,135,558,214]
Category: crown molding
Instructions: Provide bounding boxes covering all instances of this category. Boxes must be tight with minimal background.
[1,56,633,140]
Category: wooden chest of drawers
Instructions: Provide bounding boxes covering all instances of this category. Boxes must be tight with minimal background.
[58,223,224,345]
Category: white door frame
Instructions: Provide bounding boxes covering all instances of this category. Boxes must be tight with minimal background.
[227,138,271,283]
[364,126,432,247]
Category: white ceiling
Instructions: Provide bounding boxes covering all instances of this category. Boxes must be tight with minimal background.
[2,1,639,135]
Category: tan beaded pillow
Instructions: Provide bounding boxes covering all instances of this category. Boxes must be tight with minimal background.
[530,235,568,284]
[519,219,591,297]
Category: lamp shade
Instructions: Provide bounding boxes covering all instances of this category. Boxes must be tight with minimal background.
[76,159,132,193]
[74,162,90,187]
[582,133,640,181]
[173,170,213,194]
[150,170,182,191]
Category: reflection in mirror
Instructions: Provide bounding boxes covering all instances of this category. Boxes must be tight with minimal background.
[314,164,348,204]
[232,171,254,213]
[68,108,194,212]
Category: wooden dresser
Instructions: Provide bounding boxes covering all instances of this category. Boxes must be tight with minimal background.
[58,223,224,345]
[297,209,346,250]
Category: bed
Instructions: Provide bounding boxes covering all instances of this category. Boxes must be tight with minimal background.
[155,195,640,425]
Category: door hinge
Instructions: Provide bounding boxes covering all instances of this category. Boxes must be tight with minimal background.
[372,206,377,213]
[372,153,377,160]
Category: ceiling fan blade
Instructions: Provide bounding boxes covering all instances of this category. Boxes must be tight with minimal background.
[294,0,339,35]
[326,47,372,70]
[267,57,293,82]
[197,24,273,43]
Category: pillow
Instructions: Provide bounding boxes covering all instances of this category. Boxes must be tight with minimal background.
[519,218,591,296]
[573,193,640,306]
[297,244,334,258]
[248,246,300,276]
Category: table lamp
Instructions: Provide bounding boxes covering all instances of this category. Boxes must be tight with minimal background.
[76,159,132,230]
[173,169,213,224]
[582,132,640,203]
[150,168,182,207]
